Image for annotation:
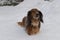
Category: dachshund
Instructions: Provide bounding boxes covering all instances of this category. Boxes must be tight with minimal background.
[18,8,43,35]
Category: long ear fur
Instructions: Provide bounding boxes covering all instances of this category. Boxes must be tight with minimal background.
[27,11,32,26]
[39,11,43,23]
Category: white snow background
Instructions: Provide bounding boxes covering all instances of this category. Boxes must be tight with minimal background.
[0,0,60,40]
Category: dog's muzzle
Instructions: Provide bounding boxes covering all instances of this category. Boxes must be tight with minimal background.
[36,14,39,17]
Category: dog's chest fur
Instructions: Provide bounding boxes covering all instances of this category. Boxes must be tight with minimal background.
[31,19,39,27]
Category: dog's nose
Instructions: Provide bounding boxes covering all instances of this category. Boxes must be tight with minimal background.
[36,14,39,17]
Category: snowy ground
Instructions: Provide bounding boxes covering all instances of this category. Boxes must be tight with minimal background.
[0,0,60,40]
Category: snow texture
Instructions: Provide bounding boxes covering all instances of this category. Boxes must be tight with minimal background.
[0,0,23,6]
[0,0,60,40]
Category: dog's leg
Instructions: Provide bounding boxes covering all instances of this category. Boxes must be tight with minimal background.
[18,17,26,27]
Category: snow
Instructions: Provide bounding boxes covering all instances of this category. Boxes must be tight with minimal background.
[0,0,60,40]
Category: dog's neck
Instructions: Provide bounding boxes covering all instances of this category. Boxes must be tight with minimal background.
[31,18,39,27]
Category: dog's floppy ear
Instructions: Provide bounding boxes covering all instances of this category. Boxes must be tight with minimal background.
[27,11,31,20]
[27,11,32,26]
[39,11,43,23]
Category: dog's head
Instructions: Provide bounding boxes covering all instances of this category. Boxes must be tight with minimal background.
[27,8,43,23]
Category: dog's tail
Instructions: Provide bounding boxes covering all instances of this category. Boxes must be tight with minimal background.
[17,22,25,27]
